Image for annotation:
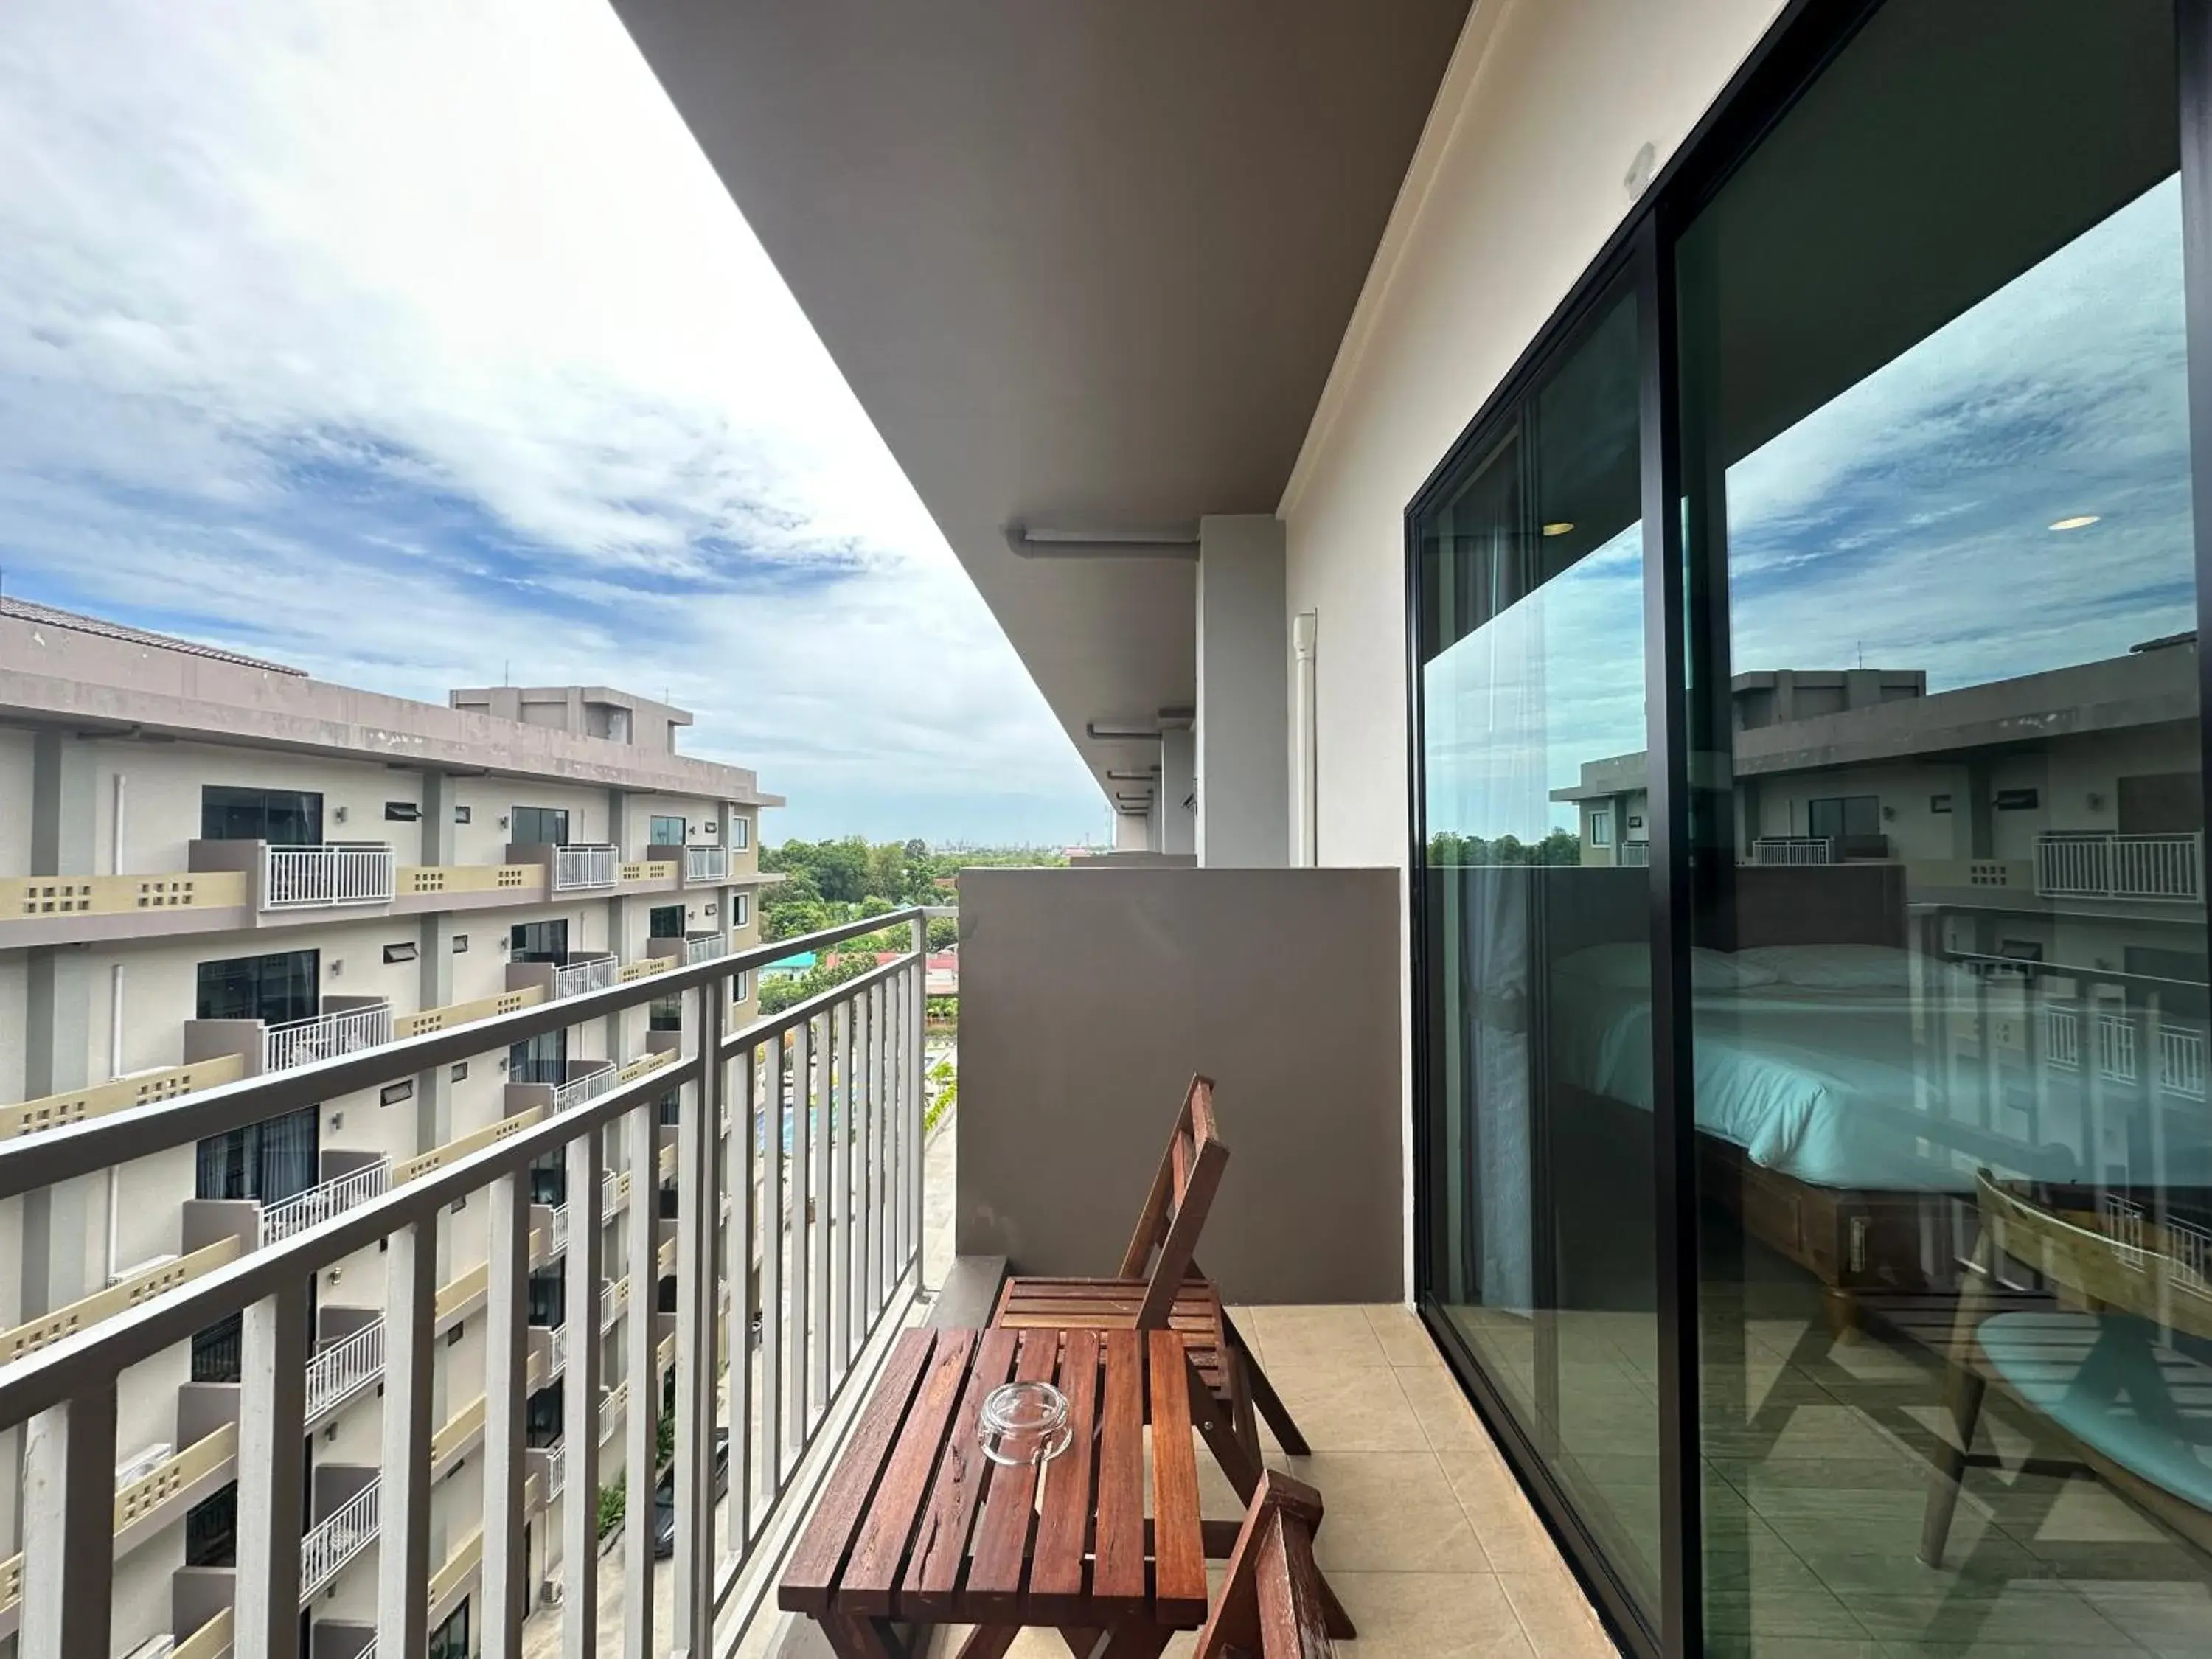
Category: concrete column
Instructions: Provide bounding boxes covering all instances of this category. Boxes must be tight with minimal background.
[1112,812,1153,853]
[416,773,461,1146]
[1195,515,1290,867]
[1159,728,1197,858]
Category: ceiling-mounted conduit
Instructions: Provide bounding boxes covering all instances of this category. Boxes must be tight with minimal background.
[1005,523,1200,560]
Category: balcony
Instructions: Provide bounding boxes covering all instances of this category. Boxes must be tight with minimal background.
[257,1157,389,1246]
[260,844,397,909]
[299,1481,378,1599]
[0,1054,245,1141]
[553,951,618,999]
[2037,829,2203,901]
[551,844,619,891]
[1750,834,1834,865]
[552,1060,617,1115]
[195,998,394,1077]
[681,844,729,883]
[0,888,1536,1659]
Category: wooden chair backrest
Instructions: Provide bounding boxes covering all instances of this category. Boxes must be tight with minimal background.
[1116,1074,1229,1330]
[1195,1472,1335,1659]
[1974,1169,2212,1343]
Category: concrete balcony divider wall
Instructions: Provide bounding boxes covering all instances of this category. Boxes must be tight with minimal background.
[956,866,1404,1302]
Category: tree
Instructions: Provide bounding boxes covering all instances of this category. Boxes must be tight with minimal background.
[926,916,959,950]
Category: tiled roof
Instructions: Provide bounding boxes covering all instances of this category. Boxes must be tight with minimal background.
[0,594,305,675]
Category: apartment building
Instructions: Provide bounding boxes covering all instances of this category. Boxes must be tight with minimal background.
[0,597,779,1659]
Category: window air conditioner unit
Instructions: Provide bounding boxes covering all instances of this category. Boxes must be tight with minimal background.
[110,1253,178,1287]
[115,1441,173,1487]
[540,1579,564,1607]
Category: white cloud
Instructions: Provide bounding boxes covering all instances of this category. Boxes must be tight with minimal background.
[0,0,1102,844]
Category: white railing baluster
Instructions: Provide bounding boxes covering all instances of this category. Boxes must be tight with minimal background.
[306,1319,385,1419]
[260,1160,391,1245]
[22,1385,117,1659]
[299,1479,380,1600]
[262,1004,393,1075]
[552,846,619,891]
[483,1174,529,1659]
[377,1222,437,1659]
[622,1102,658,1659]
[261,845,397,910]
[560,1128,604,1659]
[235,1282,310,1659]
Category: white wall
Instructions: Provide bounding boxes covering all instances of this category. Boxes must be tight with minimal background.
[0,730,33,877]
[95,740,419,875]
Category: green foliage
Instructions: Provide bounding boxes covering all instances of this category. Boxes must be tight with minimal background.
[924,1056,956,1133]
[760,838,1062,944]
[597,1482,625,1540]
[1427,828,1582,867]
[926,916,959,950]
[657,1411,676,1470]
[757,951,883,1017]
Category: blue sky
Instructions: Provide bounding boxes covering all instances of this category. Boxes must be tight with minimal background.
[0,0,1103,846]
[1425,174,2194,844]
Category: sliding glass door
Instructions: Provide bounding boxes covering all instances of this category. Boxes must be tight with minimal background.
[1416,279,1663,1618]
[1412,2,2212,1653]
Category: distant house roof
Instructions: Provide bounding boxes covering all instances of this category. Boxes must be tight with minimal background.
[1,594,305,675]
[762,951,818,975]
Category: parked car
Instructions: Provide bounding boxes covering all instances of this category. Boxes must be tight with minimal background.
[652,1428,731,1559]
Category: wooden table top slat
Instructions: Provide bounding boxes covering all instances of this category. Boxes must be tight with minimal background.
[1091,1329,1150,1608]
[780,1329,939,1616]
[900,1327,1021,1618]
[962,1328,1064,1618]
[1147,1330,1210,1623]
[840,1328,978,1615]
[1027,1327,1103,1622]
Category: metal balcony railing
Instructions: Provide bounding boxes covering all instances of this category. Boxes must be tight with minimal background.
[552,953,619,1000]
[2036,830,2203,902]
[548,1203,569,1256]
[299,1480,380,1600]
[259,1160,391,1246]
[1750,835,1833,866]
[262,844,397,909]
[547,1443,564,1498]
[262,1004,392,1074]
[2039,1004,2209,1100]
[305,1320,385,1419]
[0,907,934,1659]
[549,1323,568,1379]
[552,845,620,892]
[683,845,730,883]
[685,933,728,966]
[1617,841,1650,866]
[552,1062,616,1115]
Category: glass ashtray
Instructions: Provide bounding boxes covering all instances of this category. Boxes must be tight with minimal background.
[978,1380,1072,1466]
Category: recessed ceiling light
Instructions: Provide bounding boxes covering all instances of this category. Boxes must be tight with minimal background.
[1542,521,1575,538]
[2049,515,2100,531]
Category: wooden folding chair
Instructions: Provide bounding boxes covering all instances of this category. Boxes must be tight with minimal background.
[992,1077,1347,1635]
[1195,1473,1337,1659]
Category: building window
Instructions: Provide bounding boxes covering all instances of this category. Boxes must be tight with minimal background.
[509,919,568,963]
[428,1599,469,1659]
[733,893,750,928]
[192,1313,243,1383]
[509,1028,567,1088]
[383,801,421,822]
[525,1384,563,1450]
[510,805,570,845]
[1995,787,2042,810]
[650,813,686,846]
[383,941,418,964]
[658,1088,681,1125]
[528,1153,565,1208]
[1930,793,1954,813]
[732,969,749,1001]
[196,948,319,1024]
[731,815,751,850]
[649,994,683,1032]
[647,904,686,940]
[454,804,473,824]
[1805,793,1881,852]
[196,1103,319,1205]
[1587,810,1613,847]
[184,1483,238,1568]
[201,785,322,845]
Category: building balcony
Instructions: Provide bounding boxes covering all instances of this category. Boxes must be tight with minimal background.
[255,1155,390,1246]
[258,844,397,909]
[552,1059,618,1115]
[184,997,392,1079]
[0,1054,246,1141]
[650,930,727,969]
[2037,829,2203,902]
[655,843,728,884]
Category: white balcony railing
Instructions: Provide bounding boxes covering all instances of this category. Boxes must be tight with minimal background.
[1751,836,1833,866]
[299,1479,380,1600]
[2039,1005,2208,1100]
[552,845,619,892]
[0,906,935,1659]
[684,845,730,883]
[552,955,619,1000]
[1617,841,1651,867]
[547,1203,569,1256]
[262,1004,392,1074]
[259,1160,391,1246]
[2036,831,2202,902]
[306,1320,386,1419]
[548,1441,565,1498]
[261,844,397,910]
[549,1323,568,1379]
[552,1064,616,1115]
[685,933,728,966]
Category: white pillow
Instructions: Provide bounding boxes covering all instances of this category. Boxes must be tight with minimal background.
[1736,942,1914,990]
[1555,942,1779,990]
